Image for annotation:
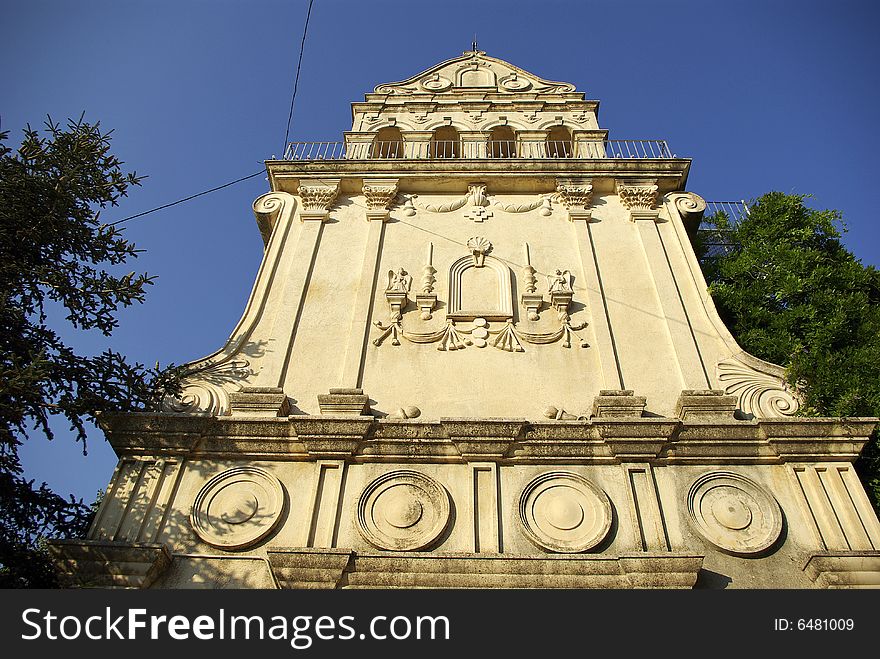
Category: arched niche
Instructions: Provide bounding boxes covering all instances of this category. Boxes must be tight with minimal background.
[372,126,404,158]
[489,125,517,158]
[431,125,460,158]
[447,254,513,321]
[547,126,573,158]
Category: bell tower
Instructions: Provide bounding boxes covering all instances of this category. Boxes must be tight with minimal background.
[51,51,880,589]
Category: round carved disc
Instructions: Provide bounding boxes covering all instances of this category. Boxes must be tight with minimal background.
[191,467,285,550]
[518,472,612,553]
[357,470,451,551]
[687,471,783,556]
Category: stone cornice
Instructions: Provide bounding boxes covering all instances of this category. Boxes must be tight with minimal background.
[99,412,877,464]
[267,159,691,197]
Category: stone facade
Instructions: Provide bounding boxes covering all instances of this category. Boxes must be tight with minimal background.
[51,50,880,588]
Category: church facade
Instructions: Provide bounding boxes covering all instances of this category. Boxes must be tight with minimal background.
[51,51,880,588]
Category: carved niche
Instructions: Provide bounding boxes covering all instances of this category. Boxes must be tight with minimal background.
[447,238,514,321]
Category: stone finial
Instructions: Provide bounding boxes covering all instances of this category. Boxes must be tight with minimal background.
[297,178,341,221]
[616,179,659,221]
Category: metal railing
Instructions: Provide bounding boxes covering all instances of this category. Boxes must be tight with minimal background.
[698,200,750,258]
[282,139,674,160]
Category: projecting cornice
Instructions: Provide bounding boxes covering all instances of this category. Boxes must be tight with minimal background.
[265,158,692,196]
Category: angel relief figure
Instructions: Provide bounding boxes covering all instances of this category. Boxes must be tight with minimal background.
[387,267,413,293]
[547,269,572,294]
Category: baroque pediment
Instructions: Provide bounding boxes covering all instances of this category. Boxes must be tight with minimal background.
[373,51,578,96]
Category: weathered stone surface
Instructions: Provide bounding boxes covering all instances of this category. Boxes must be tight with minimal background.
[48,540,171,589]
[59,51,880,590]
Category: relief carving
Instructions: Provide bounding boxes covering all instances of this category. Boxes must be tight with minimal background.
[518,472,613,553]
[161,359,251,417]
[687,471,783,556]
[716,356,800,418]
[190,467,286,550]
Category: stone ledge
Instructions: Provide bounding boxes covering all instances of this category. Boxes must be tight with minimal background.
[803,551,880,589]
[265,548,703,589]
[228,387,290,417]
[47,539,171,589]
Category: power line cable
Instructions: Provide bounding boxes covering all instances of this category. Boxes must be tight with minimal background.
[110,0,317,227]
[283,0,316,154]
[109,170,264,226]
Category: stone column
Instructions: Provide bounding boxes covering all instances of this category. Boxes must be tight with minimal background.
[619,179,711,390]
[340,178,399,387]
[560,177,625,390]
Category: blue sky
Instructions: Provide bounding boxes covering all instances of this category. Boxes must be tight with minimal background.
[4,0,880,504]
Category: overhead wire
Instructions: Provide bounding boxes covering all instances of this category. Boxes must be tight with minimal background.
[109,0,317,227]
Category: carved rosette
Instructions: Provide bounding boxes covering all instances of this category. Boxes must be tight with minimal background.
[357,470,451,551]
[616,180,659,221]
[716,357,800,418]
[518,472,612,553]
[191,467,286,550]
[297,179,340,220]
[687,471,783,556]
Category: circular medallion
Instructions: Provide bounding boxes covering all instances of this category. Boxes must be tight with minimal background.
[357,470,451,551]
[421,75,452,92]
[518,472,612,553]
[191,467,285,550]
[687,471,782,556]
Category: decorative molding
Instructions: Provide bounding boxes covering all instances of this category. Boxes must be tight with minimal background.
[466,236,493,267]
[675,389,738,421]
[448,252,512,320]
[520,243,543,321]
[716,356,800,419]
[687,471,783,556]
[417,242,438,320]
[190,467,286,550]
[592,390,647,418]
[518,472,613,553]
[228,387,290,417]
[160,359,251,417]
[317,388,371,415]
[671,191,707,222]
[357,470,451,551]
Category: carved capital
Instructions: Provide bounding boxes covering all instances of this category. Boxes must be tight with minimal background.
[556,177,593,209]
[297,178,341,221]
[616,179,659,221]
[362,178,399,217]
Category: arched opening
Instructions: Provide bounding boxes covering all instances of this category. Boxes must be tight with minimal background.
[489,126,516,158]
[547,126,573,158]
[431,126,460,158]
[372,127,404,159]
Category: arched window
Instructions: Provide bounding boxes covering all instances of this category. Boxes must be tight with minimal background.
[372,127,404,159]
[489,126,516,158]
[431,126,460,158]
[547,126,573,158]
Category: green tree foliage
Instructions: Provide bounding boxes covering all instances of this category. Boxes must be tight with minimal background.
[0,117,178,586]
[698,192,880,508]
